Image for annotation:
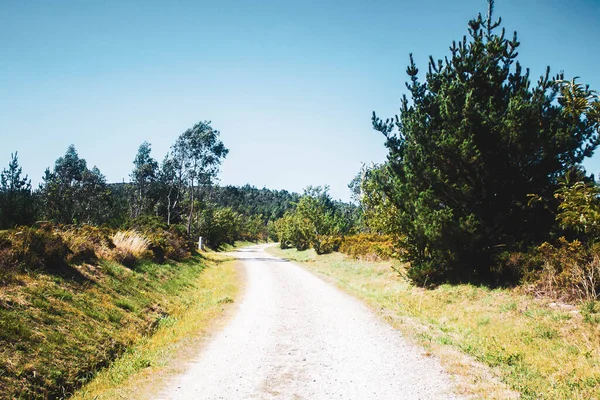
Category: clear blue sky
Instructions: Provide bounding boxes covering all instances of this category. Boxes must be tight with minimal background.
[1,0,599,201]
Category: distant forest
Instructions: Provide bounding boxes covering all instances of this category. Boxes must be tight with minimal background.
[0,121,310,248]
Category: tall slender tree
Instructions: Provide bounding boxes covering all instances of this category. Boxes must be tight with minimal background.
[157,154,182,226]
[171,121,229,235]
[130,141,158,218]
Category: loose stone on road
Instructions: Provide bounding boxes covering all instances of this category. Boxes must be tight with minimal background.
[159,244,462,399]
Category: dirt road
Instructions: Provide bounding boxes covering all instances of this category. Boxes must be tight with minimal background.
[159,245,462,399]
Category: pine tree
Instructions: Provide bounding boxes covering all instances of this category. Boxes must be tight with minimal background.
[40,145,111,225]
[372,0,600,284]
[0,152,35,228]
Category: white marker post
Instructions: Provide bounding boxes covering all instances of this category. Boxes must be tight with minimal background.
[198,236,204,251]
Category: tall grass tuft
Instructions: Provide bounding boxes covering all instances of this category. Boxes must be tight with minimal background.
[111,230,151,267]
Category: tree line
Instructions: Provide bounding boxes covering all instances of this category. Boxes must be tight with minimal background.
[0,121,300,249]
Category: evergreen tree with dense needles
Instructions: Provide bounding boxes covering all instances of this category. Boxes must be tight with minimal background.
[372,0,600,285]
[39,145,111,225]
[0,152,35,228]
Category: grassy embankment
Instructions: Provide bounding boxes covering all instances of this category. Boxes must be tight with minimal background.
[0,250,240,400]
[267,246,600,400]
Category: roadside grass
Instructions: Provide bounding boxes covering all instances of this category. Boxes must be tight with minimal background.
[267,247,600,400]
[71,252,239,400]
[0,252,239,400]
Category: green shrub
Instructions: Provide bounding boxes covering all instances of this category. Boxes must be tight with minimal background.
[273,186,359,252]
[491,250,541,286]
[267,220,278,242]
[533,238,600,301]
[58,225,114,265]
[145,225,190,263]
[197,207,244,250]
[313,235,342,255]
[581,301,600,324]
[126,217,191,262]
[7,225,70,273]
[339,233,398,261]
[0,221,192,284]
[274,213,312,251]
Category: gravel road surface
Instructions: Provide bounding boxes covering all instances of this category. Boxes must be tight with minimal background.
[159,244,462,400]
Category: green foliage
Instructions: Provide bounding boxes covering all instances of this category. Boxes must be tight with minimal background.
[296,186,336,236]
[553,174,600,240]
[105,182,132,228]
[130,141,159,219]
[273,186,359,252]
[581,300,600,324]
[536,238,600,301]
[351,164,401,235]
[197,206,244,250]
[520,172,600,300]
[206,185,300,222]
[512,169,600,300]
[0,224,71,276]
[202,185,301,244]
[371,1,600,285]
[274,212,311,250]
[338,233,397,261]
[39,145,112,225]
[242,214,267,242]
[267,219,278,242]
[3,125,290,250]
[313,235,342,255]
[0,152,35,229]
[127,216,190,262]
[156,153,183,226]
[170,121,229,235]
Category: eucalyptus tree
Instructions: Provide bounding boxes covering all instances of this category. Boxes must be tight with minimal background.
[157,154,181,226]
[130,141,159,218]
[170,121,228,235]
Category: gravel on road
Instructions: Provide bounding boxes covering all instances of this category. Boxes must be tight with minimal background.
[159,244,463,400]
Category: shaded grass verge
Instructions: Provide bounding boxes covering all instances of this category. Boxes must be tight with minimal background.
[266,247,600,400]
[0,252,238,399]
[71,252,239,400]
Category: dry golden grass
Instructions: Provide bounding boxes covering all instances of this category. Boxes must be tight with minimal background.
[71,253,240,400]
[112,230,151,256]
[267,247,600,400]
[111,230,151,263]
